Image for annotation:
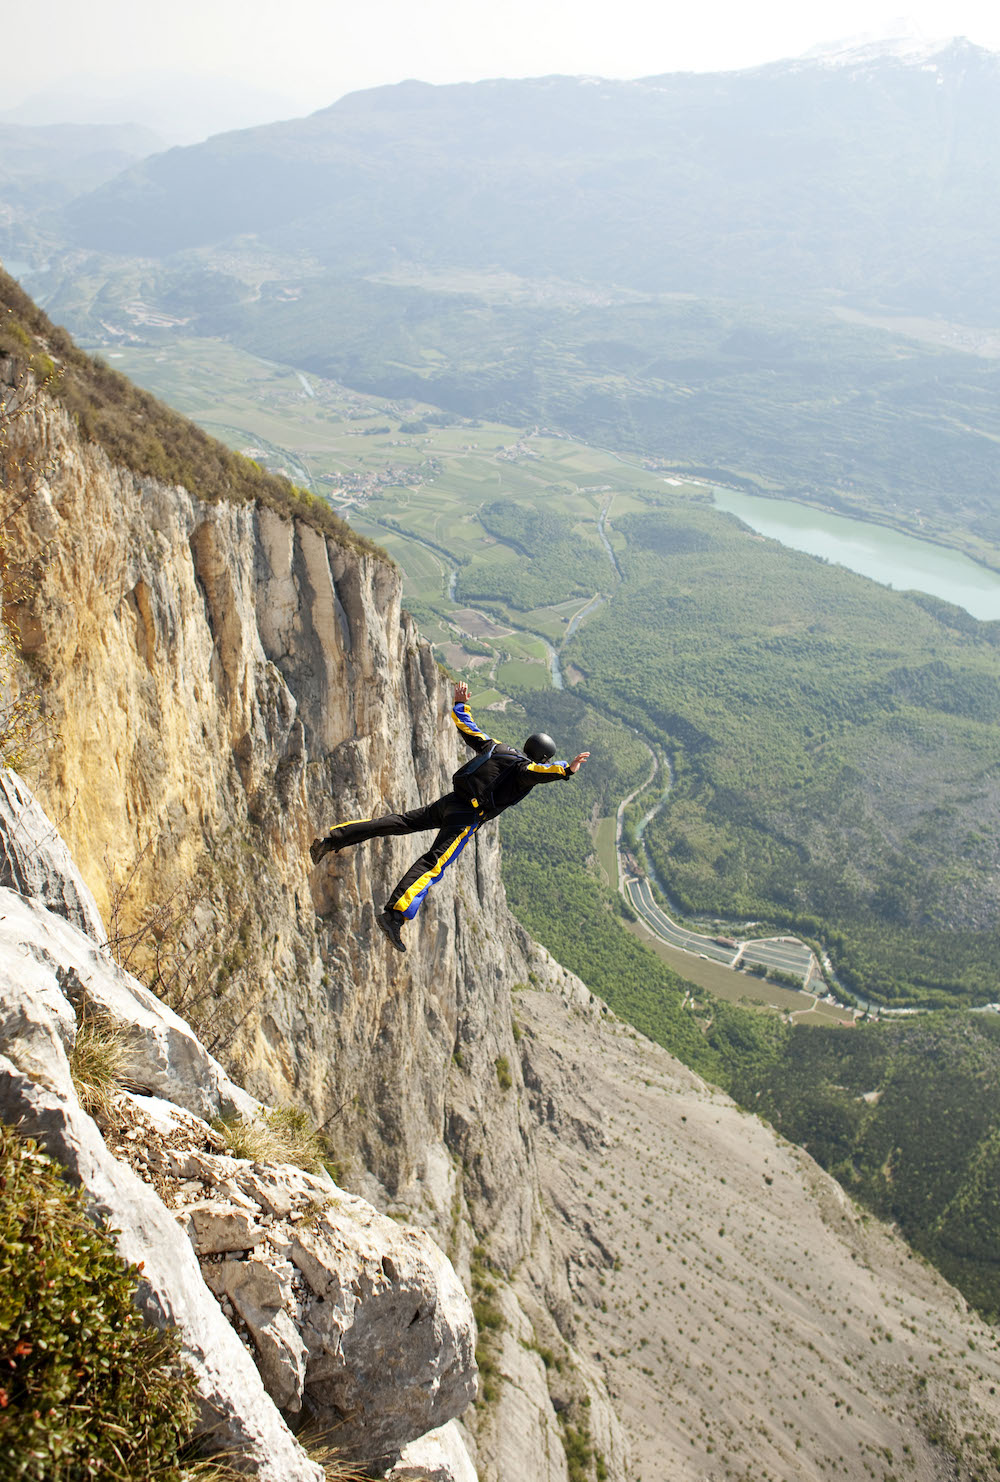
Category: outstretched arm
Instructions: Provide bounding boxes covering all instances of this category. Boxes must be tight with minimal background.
[525,749,590,783]
[451,681,494,753]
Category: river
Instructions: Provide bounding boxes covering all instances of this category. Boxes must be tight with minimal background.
[711,488,1000,622]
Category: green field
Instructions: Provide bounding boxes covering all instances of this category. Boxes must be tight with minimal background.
[497,657,549,690]
[593,815,618,890]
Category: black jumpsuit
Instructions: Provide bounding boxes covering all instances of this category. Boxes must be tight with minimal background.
[329,700,572,920]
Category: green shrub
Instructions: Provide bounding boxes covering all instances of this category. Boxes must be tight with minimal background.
[0,1122,198,1480]
[494,1055,513,1091]
[562,1420,594,1482]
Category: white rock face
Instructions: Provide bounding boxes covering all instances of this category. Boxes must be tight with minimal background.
[222,1259,310,1413]
[0,768,106,941]
[0,772,478,1474]
[389,1420,480,1482]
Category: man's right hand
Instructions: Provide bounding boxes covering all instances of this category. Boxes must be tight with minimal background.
[454,681,471,705]
[568,751,590,774]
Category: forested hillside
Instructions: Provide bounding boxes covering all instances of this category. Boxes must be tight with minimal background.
[567,495,1000,1003]
[726,1013,1000,1320]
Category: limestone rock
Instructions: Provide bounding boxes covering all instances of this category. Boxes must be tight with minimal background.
[223,1259,309,1413]
[0,910,78,1091]
[293,1204,478,1467]
[389,1420,480,1482]
[0,769,105,941]
[187,1200,267,1255]
[121,1099,479,1463]
[236,1162,334,1218]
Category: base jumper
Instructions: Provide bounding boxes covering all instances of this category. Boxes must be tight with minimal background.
[310,681,590,952]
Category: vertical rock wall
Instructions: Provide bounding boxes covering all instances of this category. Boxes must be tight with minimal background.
[3,379,629,1479]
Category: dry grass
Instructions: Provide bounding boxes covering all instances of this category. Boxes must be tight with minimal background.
[69,1013,133,1125]
[295,1421,438,1480]
[214,1105,329,1175]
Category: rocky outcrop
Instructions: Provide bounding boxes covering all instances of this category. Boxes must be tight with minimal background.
[3,369,628,1480]
[0,768,105,940]
[0,773,479,1474]
[118,1095,478,1466]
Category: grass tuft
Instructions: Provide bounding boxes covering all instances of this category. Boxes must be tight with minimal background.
[69,1012,133,1124]
[214,1104,329,1174]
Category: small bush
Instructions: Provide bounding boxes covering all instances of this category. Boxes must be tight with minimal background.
[0,1122,198,1479]
[494,1055,513,1091]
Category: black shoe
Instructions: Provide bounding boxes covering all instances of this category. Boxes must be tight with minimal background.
[310,824,356,865]
[375,907,406,953]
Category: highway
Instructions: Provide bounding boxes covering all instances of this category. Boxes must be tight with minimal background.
[626,877,738,966]
[616,743,823,991]
[624,874,819,987]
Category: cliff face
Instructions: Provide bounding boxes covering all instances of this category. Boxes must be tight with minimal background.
[3,364,626,1480]
[11,374,523,1227]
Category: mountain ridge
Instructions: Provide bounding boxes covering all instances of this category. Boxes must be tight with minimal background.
[55,48,1000,317]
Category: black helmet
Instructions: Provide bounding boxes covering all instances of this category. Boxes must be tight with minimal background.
[524,732,557,762]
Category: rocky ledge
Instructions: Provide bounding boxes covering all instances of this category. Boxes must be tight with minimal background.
[0,768,479,1479]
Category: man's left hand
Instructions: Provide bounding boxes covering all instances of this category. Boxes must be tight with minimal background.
[568,752,590,774]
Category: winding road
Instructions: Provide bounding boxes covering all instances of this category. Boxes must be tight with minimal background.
[614,744,823,992]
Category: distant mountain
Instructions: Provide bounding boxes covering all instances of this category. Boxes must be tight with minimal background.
[62,40,1000,318]
[2,70,301,148]
[0,121,162,213]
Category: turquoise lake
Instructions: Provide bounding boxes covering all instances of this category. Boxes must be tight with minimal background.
[711,488,1000,622]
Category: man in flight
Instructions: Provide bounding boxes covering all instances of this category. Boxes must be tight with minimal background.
[310,680,589,952]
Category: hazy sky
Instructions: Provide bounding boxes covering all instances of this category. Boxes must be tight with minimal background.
[9,0,1000,123]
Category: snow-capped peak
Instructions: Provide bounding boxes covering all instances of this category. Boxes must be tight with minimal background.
[800,27,960,69]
